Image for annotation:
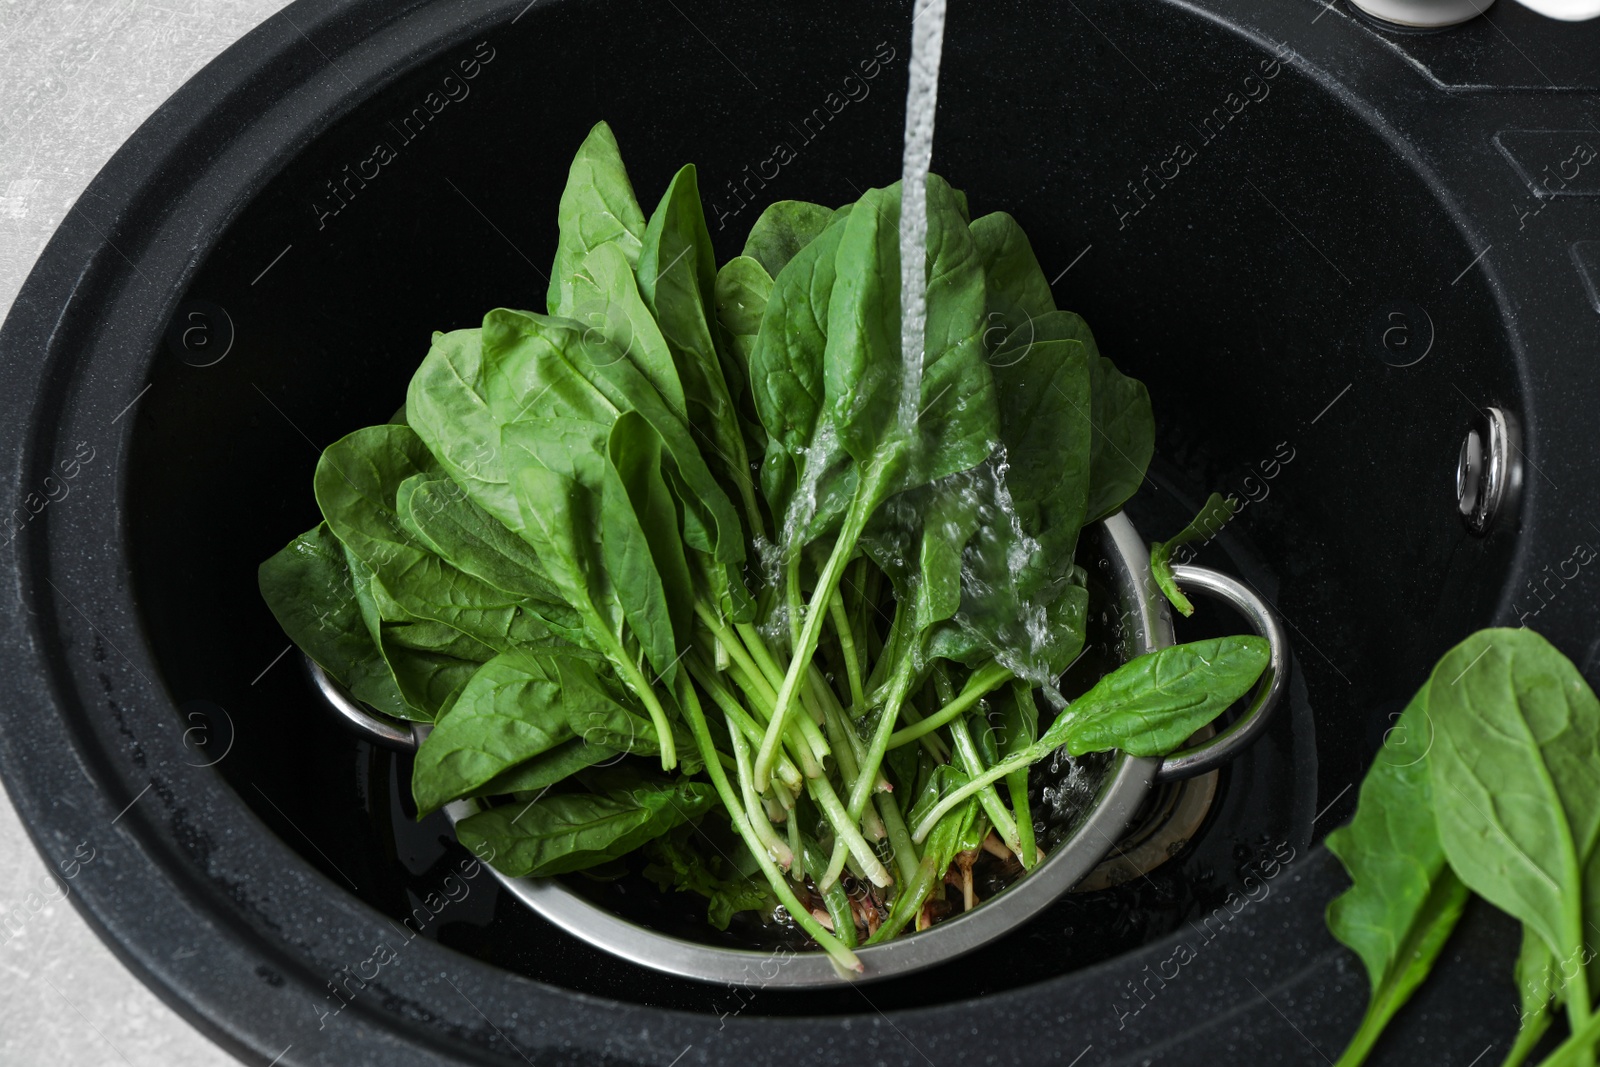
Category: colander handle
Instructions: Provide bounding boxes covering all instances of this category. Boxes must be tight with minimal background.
[306,657,419,751]
[1152,564,1291,783]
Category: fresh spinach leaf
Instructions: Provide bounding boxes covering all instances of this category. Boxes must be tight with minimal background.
[259,523,408,719]
[567,240,687,418]
[644,823,778,931]
[712,254,775,459]
[1084,363,1155,521]
[748,207,855,540]
[743,200,835,278]
[466,737,622,802]
[412,648,664,816]
[405,325,523,530]
[456,779,716,878]
[636,164,764,536]
[605,410,694,669]
[1005,309,1154,522]
[509,460,686,770]
[1427,629,1600,1014]
[823,176,996,505]
[547,121,648,319]
[857,214,1092,686]
[1323,628,1600,1067]
[713,256,772,388]
[1048,634,1270,757]
[314,424,570,656]
[908,636,1269,843]
[1325,690,1471,1067]
[494,308,746,567]
[341,565,482,719]
[1150,493,1238,617]
[410,309,740,578]
[395,474,569,614]
[969,212,1055,333]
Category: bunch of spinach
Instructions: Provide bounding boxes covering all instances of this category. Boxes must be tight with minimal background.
[260,120,1272,970]
[1326,628,1600,1066]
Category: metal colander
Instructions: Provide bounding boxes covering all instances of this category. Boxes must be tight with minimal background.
[311,512,1286,987]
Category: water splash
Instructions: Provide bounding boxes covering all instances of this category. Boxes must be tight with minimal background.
[1039,753,1103,849]
[930,454,1057,684]
[779,421,841,558]
[981,449,1053,669]
[1039,683,1070,713]
[898,0,949,429]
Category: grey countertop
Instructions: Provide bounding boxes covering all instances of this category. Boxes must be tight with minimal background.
[0,3,290,1063]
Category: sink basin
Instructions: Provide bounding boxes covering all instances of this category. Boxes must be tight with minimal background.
[3,1,1595,1063]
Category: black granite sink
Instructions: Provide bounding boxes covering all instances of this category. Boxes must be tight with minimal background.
[3,1,1597,1063]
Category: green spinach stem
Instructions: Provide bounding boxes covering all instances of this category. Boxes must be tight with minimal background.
[946,717,1022,857]
[816,691,888,842]
[893,699,954,764]
[719,657,822,778]
[828,591,867,712]
[672,675,861,974]
[888,662,1012,748]
[724,709,795,870]
[603,636,677,771]
[1539,999,1600,1067]
[698,613,831,765]
[1008,767,1036,870]
[822,655,921,888]
[1496,1005,1553,1067]
[691,649,887,886]
[806,770,893,888]
[755,494,872,791]
[686,655,803,791]
[911,746,1035,843]
[802,838,859,949]
[875,792,922,884]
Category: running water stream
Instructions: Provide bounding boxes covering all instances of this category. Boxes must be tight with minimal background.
[893,1,1057,678]
[898,0,949,428]
[772,0,951,618]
